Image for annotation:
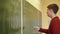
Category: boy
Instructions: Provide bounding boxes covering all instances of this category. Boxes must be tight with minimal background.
[34,4,60,34]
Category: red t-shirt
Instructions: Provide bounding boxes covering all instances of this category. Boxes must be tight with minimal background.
[39,16,60,34]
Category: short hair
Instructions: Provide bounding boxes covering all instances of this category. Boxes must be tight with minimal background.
[47,4,59,14]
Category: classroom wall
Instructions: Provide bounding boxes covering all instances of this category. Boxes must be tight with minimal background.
[26,0,41,11]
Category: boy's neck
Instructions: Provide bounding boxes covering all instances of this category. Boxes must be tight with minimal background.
[51,14,57,19]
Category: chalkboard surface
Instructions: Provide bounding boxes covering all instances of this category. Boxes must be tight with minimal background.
[0,0,21,34]
[23,0,42,34]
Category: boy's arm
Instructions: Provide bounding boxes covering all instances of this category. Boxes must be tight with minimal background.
[33,26,48,33]
[39,28,48,33]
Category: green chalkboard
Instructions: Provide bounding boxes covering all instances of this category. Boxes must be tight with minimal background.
[23,0,42,34]
[0,0,21,34]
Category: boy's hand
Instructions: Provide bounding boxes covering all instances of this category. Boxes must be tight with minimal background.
[33,26,40,31]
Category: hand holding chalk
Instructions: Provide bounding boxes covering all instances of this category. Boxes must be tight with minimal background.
[33,26,40,31]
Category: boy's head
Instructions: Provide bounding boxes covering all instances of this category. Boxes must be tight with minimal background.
[47,4,59,18]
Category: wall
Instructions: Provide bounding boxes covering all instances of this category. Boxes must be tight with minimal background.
[26,0,41,11]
